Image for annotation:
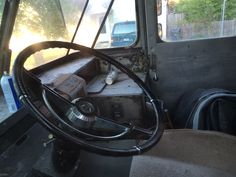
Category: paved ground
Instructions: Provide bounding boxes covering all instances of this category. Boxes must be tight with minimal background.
[0,95,12,123]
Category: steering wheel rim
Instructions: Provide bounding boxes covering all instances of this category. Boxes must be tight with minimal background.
[13,41,164,156]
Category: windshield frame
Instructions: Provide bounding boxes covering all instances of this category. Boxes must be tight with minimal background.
[0,0,19,75]
[0,1,6,27]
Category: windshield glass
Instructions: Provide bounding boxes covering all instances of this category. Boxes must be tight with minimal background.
[10,0,87,69]
[157,0,236,41]
[9,0,137,70]
[72,0,112,47]
[0,1,5,27]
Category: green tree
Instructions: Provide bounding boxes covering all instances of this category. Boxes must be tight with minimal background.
[175,0,236,23]
[0,1,5,23]
[60,0,85,26]
[15,0,67,39]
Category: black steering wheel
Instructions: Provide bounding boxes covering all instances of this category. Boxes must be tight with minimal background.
[13,41,164,156]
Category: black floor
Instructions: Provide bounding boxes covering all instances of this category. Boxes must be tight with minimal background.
[0,123,132,177]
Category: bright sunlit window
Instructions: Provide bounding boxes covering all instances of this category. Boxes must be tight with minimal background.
[9,0,137,70]
[10,0,86,70]
[157,0,236,42]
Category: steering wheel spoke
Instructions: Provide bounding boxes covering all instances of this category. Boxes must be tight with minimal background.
[42,84,73,110]
[43,84,153,140]
[42,86,131,140]
[95,116,153,139]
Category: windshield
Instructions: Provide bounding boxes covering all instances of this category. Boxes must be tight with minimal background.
[113,22,136,34]
[9,0,137,70]
[0,1,5,27]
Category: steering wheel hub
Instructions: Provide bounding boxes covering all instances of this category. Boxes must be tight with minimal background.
[67,98,97,128]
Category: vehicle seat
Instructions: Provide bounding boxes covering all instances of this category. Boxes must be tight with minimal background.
[130,129,236,177]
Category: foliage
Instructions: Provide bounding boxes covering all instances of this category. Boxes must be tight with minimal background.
[175,0,236,23]
[168,0,178,13]
[15,0,71,39]
[0,1,5,21]
[60,0,86,26]
[16,1,43,34]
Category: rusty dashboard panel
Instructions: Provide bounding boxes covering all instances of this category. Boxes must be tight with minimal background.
[34,56,98,84]
[87,73,146,125]
[32,55,147,125]
[49,72,146,125]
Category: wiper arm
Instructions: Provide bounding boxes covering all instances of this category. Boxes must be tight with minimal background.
[66,0,89,55]
[91,0,115,48]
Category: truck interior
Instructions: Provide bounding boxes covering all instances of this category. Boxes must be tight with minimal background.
[0,0,236,177]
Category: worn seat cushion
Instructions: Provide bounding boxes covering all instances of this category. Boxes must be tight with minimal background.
[130,129,236,177]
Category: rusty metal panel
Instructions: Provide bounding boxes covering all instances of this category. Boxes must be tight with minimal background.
[36,56,97,84]
[87,73,146,125]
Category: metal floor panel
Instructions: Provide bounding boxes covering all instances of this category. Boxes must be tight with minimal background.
[0,123,49,177]
[0,123,132,177]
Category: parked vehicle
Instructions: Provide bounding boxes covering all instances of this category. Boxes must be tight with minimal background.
[111,21,137,47]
